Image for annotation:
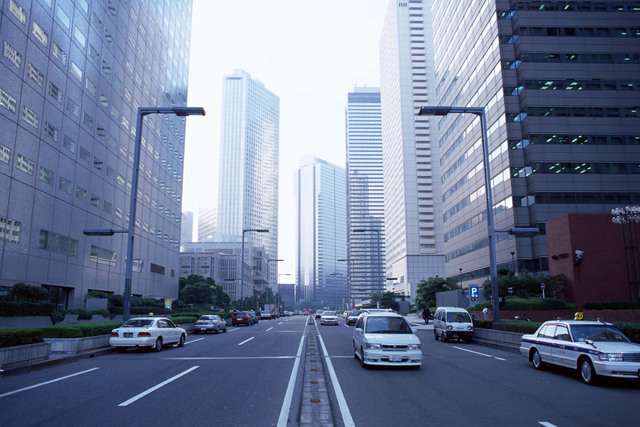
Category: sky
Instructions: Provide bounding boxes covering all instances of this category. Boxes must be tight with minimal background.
[182,0,390,282]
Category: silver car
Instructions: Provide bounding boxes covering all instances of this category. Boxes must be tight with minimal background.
[520,320,640,384]
[193,315,227,334]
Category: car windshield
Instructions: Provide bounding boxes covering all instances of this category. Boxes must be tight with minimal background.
[365,316,413,334]
[349,312,359,316]
[323,311,336,316]
[447,312,471,323]
[122,319,153,328]
[571,324,630,343]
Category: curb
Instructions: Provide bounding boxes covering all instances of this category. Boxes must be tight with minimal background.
[1,346,117,377]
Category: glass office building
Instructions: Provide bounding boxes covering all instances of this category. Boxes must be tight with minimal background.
[379,0,445,300]
[431,0,640,284]
[0,0,193,308]
[296,156,347,307]
[345,87,386,305]
[216,69,279,291]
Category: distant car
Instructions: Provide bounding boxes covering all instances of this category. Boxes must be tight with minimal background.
[315,310,324,319]
[249,311,259,324]
[345,311,361,326]
[110,317,186,352]
[193,315,227,334]
[232,311,253,326]
[353,312,421,368]
[520,319,640,384]
[261,311,272,320]
[320,311,339,326]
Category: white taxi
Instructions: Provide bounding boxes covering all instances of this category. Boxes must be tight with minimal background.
[520,319,640,384]
[110,317,186,352]
[320,311,339,326]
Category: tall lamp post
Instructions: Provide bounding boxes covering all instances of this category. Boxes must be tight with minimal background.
[240,228,269,311]
[84,106,205,321]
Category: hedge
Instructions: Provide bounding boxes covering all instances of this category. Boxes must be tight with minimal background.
[40,321,124,338]
[0,301,56,317]
[0,328,44,348]
[170,316,198,325]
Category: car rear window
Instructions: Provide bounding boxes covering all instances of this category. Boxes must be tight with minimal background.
[122,319,153,327]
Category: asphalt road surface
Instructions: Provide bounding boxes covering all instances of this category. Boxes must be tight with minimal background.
[1,315,639,426]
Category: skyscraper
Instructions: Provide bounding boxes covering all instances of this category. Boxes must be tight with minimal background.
[216,69,279,289]
[345,87,386,305]
[181,211,194,246]
[296,156,347,307]
[379,0,445,300]
[0,0,193,308]
[197,207,216,242]
[431,0,640,285]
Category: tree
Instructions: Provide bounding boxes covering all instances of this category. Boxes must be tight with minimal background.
[7,283,48,302]
[181,283,215,305]
[482,271,565,299]
[414,276,459,309]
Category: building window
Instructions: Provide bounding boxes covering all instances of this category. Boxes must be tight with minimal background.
[44,121,59,142]
[9,0,27,24]
[0,143,10,164]
[16,154,34,175]
[58,177,72,194]
[85,78,97,96]
[48,82,63,104]
[52,42,67,65]
[90,245,116,266]
[150,263,165,275]
[82,112,94,129]
[56,6,70,30]
[79,146,90,163]
[27,63,44,87]
[22,106,39,129]
[70,62,82,82]
[75,185,87,201]
[66,98,79,117]
[90,194,100,207]
[62,135,76,153]
[0,88,17,113]
[39,230,78,256]
[0,215,21,243]
[73,27,86,47]
[32,21,48,46]
[39,166,55,185]
[103,200,113,213]
[3,40,22,68]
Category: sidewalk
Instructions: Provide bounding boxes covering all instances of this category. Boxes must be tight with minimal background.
[405,315,434,331]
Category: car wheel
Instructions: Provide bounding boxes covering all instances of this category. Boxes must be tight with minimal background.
[353,342,359,359]
[214,326,219,334]
[579,358,597,385]
[154,337,163,352]
[117,347,127,353]
[223,325,227,332]
[178,334,185,347]
[441,331,448,342]
[359,347,367,368]
[531,349,543,370]
[434,330,438,340]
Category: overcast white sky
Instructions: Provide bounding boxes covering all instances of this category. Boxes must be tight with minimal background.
[183,0,390,282]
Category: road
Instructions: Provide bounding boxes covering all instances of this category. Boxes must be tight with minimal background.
[1,315,639,426]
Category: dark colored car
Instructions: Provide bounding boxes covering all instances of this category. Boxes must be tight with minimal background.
[346,311,361,326]
[232,311,253,326]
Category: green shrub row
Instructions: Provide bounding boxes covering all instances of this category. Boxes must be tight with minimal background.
[40,321,124,338]
[170,316,198,325]
[0,301,56,317]
[0,328,44,348]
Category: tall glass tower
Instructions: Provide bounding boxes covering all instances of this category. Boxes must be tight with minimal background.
[345,87,385,305]
[296,156,347,308]
[216,69,279,290]
[379,0,445,301]
[0,0,193,308]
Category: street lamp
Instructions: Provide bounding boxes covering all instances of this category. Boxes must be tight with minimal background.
[240,228,269,311]
[84,106,205,321]
[418,106,501,320]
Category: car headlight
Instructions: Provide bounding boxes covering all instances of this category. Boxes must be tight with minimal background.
[467,325,474,330]
[408,344,422,350]
[446,325,453,330]
[365,343,382,349]
[599,353,623,361]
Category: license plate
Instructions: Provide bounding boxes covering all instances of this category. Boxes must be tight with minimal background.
[390,356,401,362]
[200,327,206,330]
[123,332,133,338]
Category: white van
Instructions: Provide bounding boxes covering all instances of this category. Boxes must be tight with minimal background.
[433,307,474,342]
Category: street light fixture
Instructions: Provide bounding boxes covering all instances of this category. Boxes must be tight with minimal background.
[240,228,269,311]
[83,106,205,321]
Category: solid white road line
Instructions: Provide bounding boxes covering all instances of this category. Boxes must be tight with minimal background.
[277,320,307,427]
[166,356,296,360]
[539,422,558,427]
[118,366,199,407]
[267,327,274,331]
[315,320,355,427]
[0,368,100,399]
[452,346,506,361]
[185,338,204,344]
[238,337,255,346]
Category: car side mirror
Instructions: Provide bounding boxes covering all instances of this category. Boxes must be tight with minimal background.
[355,327,363,333]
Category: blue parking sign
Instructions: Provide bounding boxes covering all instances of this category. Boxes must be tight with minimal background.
[470,286,479,302]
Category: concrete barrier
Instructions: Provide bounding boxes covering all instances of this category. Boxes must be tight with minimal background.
[0,342,51,369]
[474,328,523,346]
[45,335,112,354]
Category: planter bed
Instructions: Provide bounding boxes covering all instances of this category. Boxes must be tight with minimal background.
[0,342,51,369]
[45,334,111,355]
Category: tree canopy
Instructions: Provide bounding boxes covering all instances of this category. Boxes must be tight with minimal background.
[414,276,459,309]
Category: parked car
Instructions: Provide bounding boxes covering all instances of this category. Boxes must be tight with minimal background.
[320,311,339,326]
[353,312,421,368]
[248,311,259,324]
[433,307,474,342]
[109,317,186,352]
[520,319,640,384]
[232,311,253,326]
[193,315,227,334]
[345,311,361,326]
[315,309,324,319]
[261,311,272,320]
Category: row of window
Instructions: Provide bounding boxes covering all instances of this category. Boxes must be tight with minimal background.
[516,192,640,207]
[507,106,639,122]
[513,162,640,177]
[502,2,640,13]
[512,26,640,38]
[504,53,640,70]
[510,134,640,149]
[508,79,640,94]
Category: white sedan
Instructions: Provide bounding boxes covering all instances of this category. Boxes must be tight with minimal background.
[520,320,640,384]
[320,311,339,325]
[110,317,187,352]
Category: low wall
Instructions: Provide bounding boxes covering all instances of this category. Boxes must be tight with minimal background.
[0,342,51,369]
[474,328,523,346]
[45,335,111,354]
[470,309,640,323]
